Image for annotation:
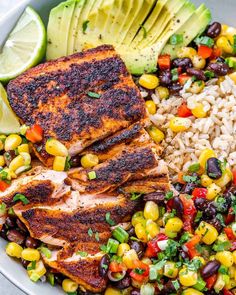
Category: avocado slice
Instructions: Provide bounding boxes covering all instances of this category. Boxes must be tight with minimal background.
[162,4,211,57]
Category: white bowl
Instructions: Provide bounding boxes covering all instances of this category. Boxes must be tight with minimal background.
[0,0,236,294]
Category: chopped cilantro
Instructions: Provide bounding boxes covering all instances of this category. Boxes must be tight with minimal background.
[194,211,203,223]
[77,251,88,257]
[100,244,107,252]
[179,232,191,244]
[169,34,183,45]
[64,156,71,171]
[194,35,214,47]
[183,175,200,183]
[13,194,29,205]
[213,241,232,252]
[95,232,100,242]
[188,163,200,173]
[105,212,115,226]
[82,20,89,34]
[140,24,147,38]
[101,263,108,270]
[0,203,6,215]
[134,268,145,275]
[218,265,228,274]
[172,279,180,290]
[88,228,93,237]
[130,193,142,200]
[0,170,8,180]
[204,70,215,79]
[164,240,179,259]
[87,91,100,99]
[216,213,226,226]
[27,260,36,271]
[165,191,174,200]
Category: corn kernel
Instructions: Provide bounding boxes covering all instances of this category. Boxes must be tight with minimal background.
[191,103,207,118]
[215,168,232,188]
[165,230,177,238]
[145,100,156,115]
[233,251,236,264]
[177,47,197,59]
[169,117,191,132]
[139,74,159,90]
[20,152,31,166]
[81,154,99,168]
[27,260,46,282]
[0,141,3,151]
[135,223,148,242]
[156,86,169,100]
[45,138,68,157]
[148,126,165,143]
[225,279,236,290]
[140,283,155,295]
[53,156,66,171]
[0,135,6,143]
[21,248,40,262]
[165,217,183,233]
[122,249,139,269]
[6,242,23,258]
[2,168,16,180]
[104,287,121,295]
[179,268,198,286]
[164,261,178,278]
[117,243,130,257]
[18,144,29,154]
[132,211,146,227]
[9,155,25,172]
[214,273,228,292]
[187,81,205,94]
[199,149,216,169]
[182,289,204,295]
[4,134,22,151]
[146,219,159,239]
[216,36,233,54]
[201,174,213,187]
[141,257,152,265]
[144,201,159,221]
[225,26,236,44]
[0,155,5,167]
[195,221,218,244]
[216,251,234,267]
[229,266,236,278]
[192,55,206,69]
[229,72,236,84]
[217,234,229,243]
[62,279,79,293]
[206,183,221,200]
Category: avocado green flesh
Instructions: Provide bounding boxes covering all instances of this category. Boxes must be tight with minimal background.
[47,0,211,75]
[162,4,211,57]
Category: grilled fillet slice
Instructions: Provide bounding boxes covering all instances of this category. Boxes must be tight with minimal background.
[13,193,141,247]
[0,166,69,207]
[81,123,161,162]
[7,45,148,167]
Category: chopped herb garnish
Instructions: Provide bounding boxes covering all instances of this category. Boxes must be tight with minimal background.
[164,240,179,259]
[0,170,8,180]
[105,212,115,226]
[77,251,88,257]
[100,244,107,252]
[87,91,101,99]
[165,190,174,200]
[130,193,142,201]
[27,260,36,271]
[13,194,29,205]
[188,163,200,173]
[194,35,214,48]
[213,240,232,252]
[194,211,203,223]
[82,20,89,34]
[216,213,226,226]
[0,203,6,215]
[64,156,71,171]
[171,68,179,82]
[183,175,200,183]
[218,265,228,274]
[204,70,215,79]
[101,263,108,270]
[134,268,145,275]
[47,273,55,286]
[95,232,100,242]
[169,34,183,45]
[88,228,93,237]
[39,246,52,259]
[172,279,180,290]
[140,24,147,38]
[179,232,190,244]
[88,171,96,180]
[191,75,197,82]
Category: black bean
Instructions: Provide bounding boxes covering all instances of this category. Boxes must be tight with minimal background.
[182,182,197,194]
[173,182,184,192]
[206,22,222,38]
[131,290,140,295]
[206,157,222,179]
[216,57,225,63]
[0,225,8,240]
[172,196,184,217]
[4,151,16,167]
[25,236,39,248]
[224,185,236,199]
[99,254,110,278]
[16,219,27,232]
[179,249,189,261]
[127,226,135,237]
[113,276,131,290]
[21,259,30,269]
[194,198,207,211]
[54,273,64,285]
[203,203,217,219]
[129,240,144,259]
[172,58,193,71]
[143,192,165,204]
[208,218,223,233]
[186,68,206,81]
[201,260,221,279]
[159,280,176,294]
[208,290,223,295]
[69,156,81,168]
[5,216,16,228]
[169,83,183,94]
[207,62,230,76]
[159,70,172,86]
[7,229,25,245]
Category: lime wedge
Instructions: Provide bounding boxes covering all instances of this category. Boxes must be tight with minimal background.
[0,6,46,83]
[0,83,20,134]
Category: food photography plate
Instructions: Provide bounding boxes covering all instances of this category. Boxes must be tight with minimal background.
[0,0,236,295]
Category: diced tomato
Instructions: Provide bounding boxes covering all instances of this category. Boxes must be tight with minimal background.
[26,124,43,143]
[192,188,207,200]
[130,260,149,282]
[109,261,126,272]
[145,233,168,257]
[178,74,191,85]
[224,227,235,240]
[183,215,193,233]
[233,169,236,185]
[205,274,217,289]
[158,54,171,70]
[178,172,185,184]
[223,289,234,295]
[0,181,10,192]
[198,45,213,59]
[210,47,222,60]
[225,207,235,225]
[177,102,192,118]
[180,195,197,216]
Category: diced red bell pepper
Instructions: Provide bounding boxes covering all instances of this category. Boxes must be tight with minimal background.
[192,188,207,200]
[109,261,126,272]
[205,274,217,289]
[233,170,236,185]
[225,207,235,225]
[178,74,191,85]
[145,233,168,257]
[0,181,10,192]
[158,54,171,70]
[26,124,43,143]
[180,194,197,216]
[198,45,213,59]
[223,289,234,295]
[230,241,236,251]
[224,227,235,240]
[177,102,193,118]
[130,260,149,282]
[178,172,185,184]
[183,216,193,233]
[184,235,201,258]
[210,47,222,60]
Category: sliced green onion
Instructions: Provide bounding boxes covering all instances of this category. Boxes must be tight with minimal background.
[88,171,96,180]
[47,273,55,286]
[194,36,214,48]
[188,163,200,173]
[88,228,93,237]
[169,34,183,45]
[112,226,129,243]
[171,68,179,82]
[0,203,6,215]
[13,193,29,205]
[172,279,180,291]
[82,20,89,34]
[232,35,236,54]
[193,277,206,291]
[27,260,36,271]
[105,212,115,226]
[225,57,236,69]
[77,251,88,257]
[30,273,41,282]
[39,246,52,259]
[106,238,119,254]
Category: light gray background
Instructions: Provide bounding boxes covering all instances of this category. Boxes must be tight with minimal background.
[0,0,236,294]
